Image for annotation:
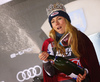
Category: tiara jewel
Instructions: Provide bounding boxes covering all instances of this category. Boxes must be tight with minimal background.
[46,2,66,17]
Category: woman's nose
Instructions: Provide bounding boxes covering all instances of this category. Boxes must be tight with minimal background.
[55,20,59,26]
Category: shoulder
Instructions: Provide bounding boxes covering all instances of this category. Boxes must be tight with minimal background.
[77,31,94,55]
[43,38,54,44]
[42,38,54,51]
[77,31,88,38]
[77,31,91,43]
[77,31,97,59]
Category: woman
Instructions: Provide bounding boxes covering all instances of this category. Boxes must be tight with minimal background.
[39,3,100,82]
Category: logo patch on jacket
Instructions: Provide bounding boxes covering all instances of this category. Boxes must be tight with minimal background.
[51,11,59,16]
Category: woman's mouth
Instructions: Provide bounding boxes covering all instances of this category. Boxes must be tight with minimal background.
[57,26,62,30]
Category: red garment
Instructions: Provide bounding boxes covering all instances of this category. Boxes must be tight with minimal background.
[42,31,100,82]
[77,31,100,82]
[42,38,58,82]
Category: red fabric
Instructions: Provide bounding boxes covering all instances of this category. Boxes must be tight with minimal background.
[42,38,58,82]
[56,73,71,81]
[42,38,72,82]
[42,31,100,82]
[77,31,100,82]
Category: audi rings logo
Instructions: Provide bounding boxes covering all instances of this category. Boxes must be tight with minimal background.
[16,65,42,82]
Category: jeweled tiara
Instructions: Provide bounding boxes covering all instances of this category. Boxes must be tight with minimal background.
[46,2,66,17]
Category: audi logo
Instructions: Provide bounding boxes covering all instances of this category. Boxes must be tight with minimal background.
[16,65,42,82]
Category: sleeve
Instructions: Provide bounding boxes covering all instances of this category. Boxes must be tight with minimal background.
[41,38,58,82]
[78,32,100,82]
[43,61,56,76]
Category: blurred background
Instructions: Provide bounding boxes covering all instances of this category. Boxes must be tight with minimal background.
[0,0,100,82]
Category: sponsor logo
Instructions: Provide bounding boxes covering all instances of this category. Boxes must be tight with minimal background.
[10,47,34,58]
[51,11,59,16]
[70,58,81,66]
[16,65,42,82]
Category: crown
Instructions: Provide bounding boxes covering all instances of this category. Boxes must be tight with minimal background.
[46,2,66,17]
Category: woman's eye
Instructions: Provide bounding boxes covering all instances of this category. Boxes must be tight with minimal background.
[58,18,62,20]
[51,21,55,23]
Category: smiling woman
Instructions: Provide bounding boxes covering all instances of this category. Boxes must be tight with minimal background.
[51,16,66,34]
[39,2,100,82]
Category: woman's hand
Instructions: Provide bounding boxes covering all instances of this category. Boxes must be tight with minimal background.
[39,51,49,61]
[76,70,87,82]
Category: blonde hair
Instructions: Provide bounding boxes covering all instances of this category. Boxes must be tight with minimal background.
[49,19,80,58]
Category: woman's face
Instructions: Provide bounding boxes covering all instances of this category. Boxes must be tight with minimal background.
[51,16,66,34]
